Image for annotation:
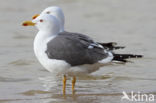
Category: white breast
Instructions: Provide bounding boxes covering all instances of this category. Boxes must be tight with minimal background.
[33,32,70,75]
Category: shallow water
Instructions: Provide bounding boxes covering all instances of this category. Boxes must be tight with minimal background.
[0,0,156,103]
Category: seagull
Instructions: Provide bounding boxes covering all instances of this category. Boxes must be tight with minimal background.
[22,14,142,94]
[32,6,125,50]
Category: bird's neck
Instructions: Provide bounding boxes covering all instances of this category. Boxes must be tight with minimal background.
[34,31,57,49]
[36,30,57,40]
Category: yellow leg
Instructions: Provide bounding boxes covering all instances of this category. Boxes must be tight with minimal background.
[63,75,66,95]
[72,76,76,93]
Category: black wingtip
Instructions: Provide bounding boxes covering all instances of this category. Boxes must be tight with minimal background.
[130,54,143,58]
[98,42,125,50]
[112,46,125,50]
[113,54,143,62]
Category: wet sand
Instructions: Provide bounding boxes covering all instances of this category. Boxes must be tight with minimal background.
[0,0,156,103]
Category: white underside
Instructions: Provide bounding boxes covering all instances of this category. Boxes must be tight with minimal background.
[34,32,113,76]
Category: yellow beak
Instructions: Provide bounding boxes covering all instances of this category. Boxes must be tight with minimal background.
[32,14,40,19]
[22,21,35,26]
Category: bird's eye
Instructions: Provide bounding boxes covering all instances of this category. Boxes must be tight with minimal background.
[46,11,50,14]
[40,19,43,22]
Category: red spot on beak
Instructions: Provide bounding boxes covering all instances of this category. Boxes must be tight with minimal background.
[23,23,28,26]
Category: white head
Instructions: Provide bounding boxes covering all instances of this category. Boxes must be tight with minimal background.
[23,14,60,35]
[41,6,65,32]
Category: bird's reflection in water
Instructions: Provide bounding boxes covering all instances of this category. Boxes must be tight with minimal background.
[38,74,114,102]
[38,76,62,92]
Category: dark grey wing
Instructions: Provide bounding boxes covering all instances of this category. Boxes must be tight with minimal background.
[59,31,93,42]
[60,31,125,50]
[59,31,103,49]
[45,34,109,66]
